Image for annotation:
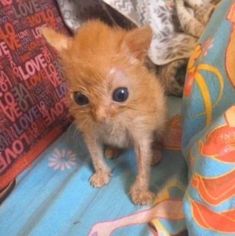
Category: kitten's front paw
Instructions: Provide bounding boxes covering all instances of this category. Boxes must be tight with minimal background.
[90,171,111,187]
[130,185,155,205]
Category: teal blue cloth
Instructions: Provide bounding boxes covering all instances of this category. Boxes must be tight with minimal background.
[0,97,187,236]
[182,0,235,235]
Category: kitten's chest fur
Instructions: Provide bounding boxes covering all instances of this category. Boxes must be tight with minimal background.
[97,122,131,148]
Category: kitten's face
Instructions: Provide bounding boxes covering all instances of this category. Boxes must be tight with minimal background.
[69,65,133,126]
[41,20,154,128]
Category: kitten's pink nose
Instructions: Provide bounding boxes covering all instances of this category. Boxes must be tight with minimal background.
[93,107,108,123]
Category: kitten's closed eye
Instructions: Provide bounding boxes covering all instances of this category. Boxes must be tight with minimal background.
[73,91,89,106]
[112,87,129,103]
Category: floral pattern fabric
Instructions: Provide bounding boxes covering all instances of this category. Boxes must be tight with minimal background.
[182,1,235,235]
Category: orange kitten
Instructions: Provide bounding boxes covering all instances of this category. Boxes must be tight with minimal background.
[41,20,166,205]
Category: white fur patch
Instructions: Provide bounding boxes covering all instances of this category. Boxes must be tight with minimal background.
[107,68,126,80]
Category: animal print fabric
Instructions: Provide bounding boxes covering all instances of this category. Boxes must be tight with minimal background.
[102,0,217,96]
[55,0,134,30]
[55,0,217,96]
[56,0,197,65]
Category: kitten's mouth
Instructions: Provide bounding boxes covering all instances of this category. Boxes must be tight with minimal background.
[93,116,110,125]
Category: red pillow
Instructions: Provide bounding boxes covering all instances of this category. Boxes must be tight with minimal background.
[0,0,71,189]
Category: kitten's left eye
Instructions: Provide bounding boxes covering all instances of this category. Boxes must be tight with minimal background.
[112,87,129,102]
[73,92,89,106]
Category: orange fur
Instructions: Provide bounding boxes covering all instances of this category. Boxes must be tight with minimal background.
[42,20,166,205]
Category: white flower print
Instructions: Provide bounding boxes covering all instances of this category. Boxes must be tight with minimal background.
[48,148,77,171]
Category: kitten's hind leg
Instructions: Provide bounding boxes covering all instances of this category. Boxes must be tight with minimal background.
[151,141,163,166]
[151,149,163,166]
[104,147,122,159]
[175,0,204,37]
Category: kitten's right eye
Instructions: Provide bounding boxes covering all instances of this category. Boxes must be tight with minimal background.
[73,92,89,106]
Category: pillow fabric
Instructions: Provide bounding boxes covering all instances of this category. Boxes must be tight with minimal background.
[182,1,235,235]
[0,0,71,190]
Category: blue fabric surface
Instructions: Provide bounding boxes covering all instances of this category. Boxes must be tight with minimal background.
[0,97,187,236]
[182,1,235,235]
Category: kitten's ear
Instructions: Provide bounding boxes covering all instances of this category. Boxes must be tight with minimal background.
[121,26,152,61]
[40,27,71,52]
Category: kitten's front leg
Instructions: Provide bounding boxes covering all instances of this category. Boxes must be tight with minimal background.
[130,137,155,205]
[84,136,111,187]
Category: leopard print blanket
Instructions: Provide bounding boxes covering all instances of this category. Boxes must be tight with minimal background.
[55,0,220,96]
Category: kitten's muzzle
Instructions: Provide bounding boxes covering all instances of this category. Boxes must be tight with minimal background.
[92,107,109,123]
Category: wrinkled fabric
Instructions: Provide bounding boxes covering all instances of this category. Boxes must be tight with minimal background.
[182,0,235,235]
[55,0,216,97]
[0,97,187,236]
[1,1,235,236]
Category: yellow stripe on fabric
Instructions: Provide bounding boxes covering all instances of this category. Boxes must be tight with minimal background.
[195,72,213,126]
[150,219,169,235]
[198,64,224,107]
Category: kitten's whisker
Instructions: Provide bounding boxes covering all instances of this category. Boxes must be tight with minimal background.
[79,117,91,130]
